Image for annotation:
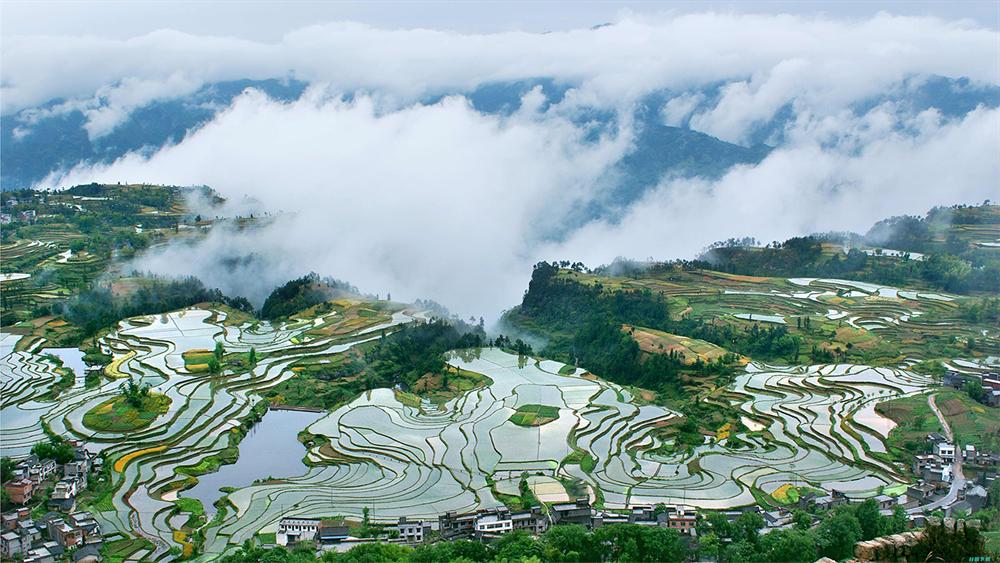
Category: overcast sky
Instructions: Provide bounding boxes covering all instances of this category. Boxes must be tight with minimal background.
[3,0,999,40]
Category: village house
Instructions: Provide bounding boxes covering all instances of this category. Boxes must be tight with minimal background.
[549,498,595,528]
[67,512,101,541]
[22,545,55,563]
[873,494,897,511]
[48,478,79,512]
[913,453,942,474]
[396,517,432,544]
[46,518,83,549]
[935,442,956,462]
[4,479,35,505]
[663,505,698,535]
[276,517,320,546]
[923,463,953,484]
[1,530,30,559]
[439,511,478,540]
[511,507,548,535]
[927,432,948,444]
[474,510,513,537]
[907,482,937,503]
[317,519,350,544]
[16,456,58,486]
[763,510,793,528]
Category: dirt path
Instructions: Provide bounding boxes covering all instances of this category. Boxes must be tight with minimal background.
[912,393,965,513]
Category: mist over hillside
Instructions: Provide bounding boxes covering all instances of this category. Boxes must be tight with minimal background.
[3,12,999,319]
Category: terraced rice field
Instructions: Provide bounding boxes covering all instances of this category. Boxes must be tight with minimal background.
[1,275,995,559]
[0,305,420,559]
[222,349,933,544]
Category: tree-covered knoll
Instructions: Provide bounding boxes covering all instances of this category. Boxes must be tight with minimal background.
[700,203,1000,293]
[259,273,360,320]
[506,262,785,395]
[62,275,252,336]
[266,317,488,411]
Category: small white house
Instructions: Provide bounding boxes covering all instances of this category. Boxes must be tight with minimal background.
[474,513,513,535]
[934,442,956,462]
[396,518,432,544]
[276,518,320,546]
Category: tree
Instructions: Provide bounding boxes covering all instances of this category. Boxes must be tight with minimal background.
[0,457,15,482]
[758,529,818,563]
[965,380,986,403]
[208,357,221,374]
[818,509,862,560]
[591,524,686,562]
[542,525,594,562]
[120,378,150,408]
[733,511,764,545]
[792,509,812,530]
[31,436,75,464]
[248,347,257,366]
[214,341,225,361]
[856,498,883,540]
[490,530,546,562]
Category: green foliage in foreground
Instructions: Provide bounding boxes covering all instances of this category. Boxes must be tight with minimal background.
[221,524,688,563]
[701,500,912,562]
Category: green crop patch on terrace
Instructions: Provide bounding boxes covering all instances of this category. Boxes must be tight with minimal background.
[934,389,1000,452]
[101,537,155,563]
[82,392,171,432]
[876,392,944,466]
[509,403,560,427]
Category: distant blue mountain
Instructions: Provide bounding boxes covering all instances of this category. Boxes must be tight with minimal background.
[1,79,307,189]
[3,74,996,207]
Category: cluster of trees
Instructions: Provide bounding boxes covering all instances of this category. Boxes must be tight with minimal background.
[119,378,151,408]
[62,276,253,335]
[30,435,76,464]
[221,524,688,563]
[698,204,1000,293]
[700,500,909,562]
[360,318,486,390]
[961,296,1000,323]
[219,502,986,563]
[510,262,791,394]
[260,273,358,320]
[491,334,534,356]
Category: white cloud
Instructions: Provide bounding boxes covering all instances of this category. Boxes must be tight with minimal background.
[82,74,203,139]
[48,89,630,317]
[9,11,1000,317]
[548,106,1000,264]
[662,92,704,127]
[4,12,997,139]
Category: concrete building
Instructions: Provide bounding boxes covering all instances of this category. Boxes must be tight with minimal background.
[1,531,30,558]
[46,518,82,549]
[276,517,320,546]
[439,511,478,540]
[550,498,595,527]
[475,511,513,536]
[935,442,956,462]
[511,507,548,535]
[317,520,350,544]
[396,517,432,544]
[4,479,34,505]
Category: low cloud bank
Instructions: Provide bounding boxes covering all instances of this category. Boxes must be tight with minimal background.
[47,88,1000,319]
[17,12,999,318]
